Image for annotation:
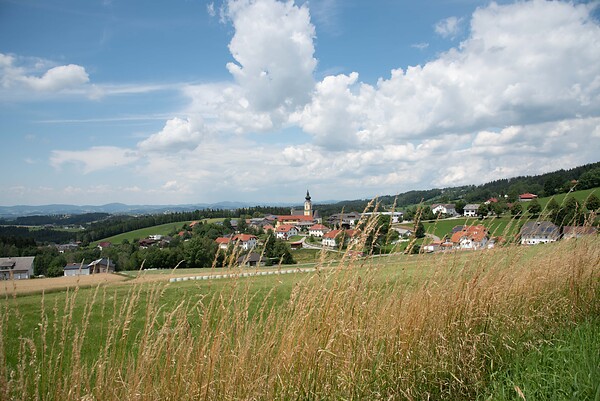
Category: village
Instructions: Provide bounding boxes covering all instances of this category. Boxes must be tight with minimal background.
[1,188,598,280]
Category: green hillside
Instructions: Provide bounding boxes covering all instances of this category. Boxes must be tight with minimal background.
[95,221,194,244]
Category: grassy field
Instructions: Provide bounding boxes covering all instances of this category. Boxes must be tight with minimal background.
[1,229,599,400]
[95,221,195,244]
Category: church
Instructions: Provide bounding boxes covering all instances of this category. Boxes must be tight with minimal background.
[275,190,321,229]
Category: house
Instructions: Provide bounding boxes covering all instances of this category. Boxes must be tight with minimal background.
[148,234,163,241]
[485,197,499,205]
[450,225,488,250]
[275,225,299,240]
[263,224,275,232]
[463,204,480,217]
[519,193,538,202]
[97,241,112,251]
[88,258,115,274]
[520,221,560,245]
[215,236,232,250]
[64,262,90,276]
[431,204,457,216]
[231,234,258,250]
[394,227,413,237]
[308,224,331,237]
[327,212,361,229]
[562,226,598,240]
[139,238,157,249]
[423,241,442,253]
[237,252,266,267]
[276,215,315,230]
[361,211,404,223]
[56,243,80,253]
[322,229,359,248]
[0,257,35,280]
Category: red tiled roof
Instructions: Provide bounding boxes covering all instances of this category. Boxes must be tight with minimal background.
[277,215,314,221]
[519,193,538,199]
[309,224,329,231]
[323,229,340,239]
[451,225,488,243]
[263,224,275,231]
[232,234,257,242]
[276,225,297,233]
[215,237,231,244]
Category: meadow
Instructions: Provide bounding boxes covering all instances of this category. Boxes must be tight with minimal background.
[1,228,599,400]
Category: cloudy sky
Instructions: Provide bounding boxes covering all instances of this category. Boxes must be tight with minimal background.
[1,0,599,206]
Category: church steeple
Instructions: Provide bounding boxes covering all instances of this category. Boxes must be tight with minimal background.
[304,190,312,216]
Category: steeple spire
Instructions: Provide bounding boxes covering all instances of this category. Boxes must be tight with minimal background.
[305,189,311,201]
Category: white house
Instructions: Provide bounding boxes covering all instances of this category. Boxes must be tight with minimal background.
[520,221,560,245]
[431,204,457,216]
[308,224,330,237]
[232,234,258,250]
[463,204,480,217]
[0,257,35,280]
[276,225,299,240]
[321,229,359,248]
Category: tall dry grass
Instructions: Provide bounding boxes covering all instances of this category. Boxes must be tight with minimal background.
[1,218,598,400]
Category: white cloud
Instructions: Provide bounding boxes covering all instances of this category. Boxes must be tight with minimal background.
[435,16,463,39]
[224,0,316,113]
[50,146,139,174]
[138,117,207,152]
[0,53,89,93]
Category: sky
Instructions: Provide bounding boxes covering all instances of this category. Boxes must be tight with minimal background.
[1,0,599,206]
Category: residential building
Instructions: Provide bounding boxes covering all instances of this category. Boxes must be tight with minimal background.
[275,225,299,240]
[322,229,359,248]
[308,224,331,237]
[0,257,35,280]
[361,211,403,223]
[451,225,488,249]
[327,212,361,229]
[463,204,480,217]
[231,234,258,250]
[237,252,266,267]
[215,236,232,250]
[519,193,538,202]
[520,221,560,245]
[88,258,115,274]
[562,226,598,240]
[431,204,457,216]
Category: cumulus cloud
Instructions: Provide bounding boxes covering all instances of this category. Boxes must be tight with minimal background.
[50,146,139,174]
[0,53,89,93]
[224,0,316,113]
[138,117,207,152]
[295,0,600,153]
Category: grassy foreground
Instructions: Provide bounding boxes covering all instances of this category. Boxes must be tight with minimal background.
[1,234,599,400]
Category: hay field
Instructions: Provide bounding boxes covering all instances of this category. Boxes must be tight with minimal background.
[0,273,128,296]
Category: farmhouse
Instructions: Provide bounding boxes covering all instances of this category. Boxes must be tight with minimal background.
[276,225,298,240]
[65,258,115,276]
[450,225,488,250]
[431,204,457,216]
[322,229,359,248]
[308,224,330,237]
[463,204,479,217]
[0,256,35,280]
[562,226,598,240]
[520,221,559,245]
[519,193,538,202]
[327,212,361,229]
[232,234,258,250]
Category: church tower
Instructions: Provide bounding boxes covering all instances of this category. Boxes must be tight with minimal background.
[304,190,313,217]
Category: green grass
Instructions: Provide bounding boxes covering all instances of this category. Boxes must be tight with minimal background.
[2,235,598,400]
[483,318,600,400]
[537,187,598,208]
[95,221,196,244]
[423,216,521,240]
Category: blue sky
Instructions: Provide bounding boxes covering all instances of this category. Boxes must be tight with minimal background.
[1,0,599,206]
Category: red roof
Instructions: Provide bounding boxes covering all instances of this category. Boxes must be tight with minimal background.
[276,225,297,233]
[232,234,257,242]
[487,197,498,203]
[451,225,488,243]
[309,224,329,231]
[323,229,358,239]
[263,224,275,231]
[519,193,538,199]
[277,215,314,222]
[189,221,200,227]
[215,237,231,244]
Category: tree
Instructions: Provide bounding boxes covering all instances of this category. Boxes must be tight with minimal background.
[477,203,489,219]
[527,199,542,217]
[237,216,248,233]
[510,202,523,217]
[455,200,466,216]
[491,201,507,217]
[415,222,425,239]
[185,237,217,268]
[577,168,600,190]
[584,193,600,211]
[554,197,584,226]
